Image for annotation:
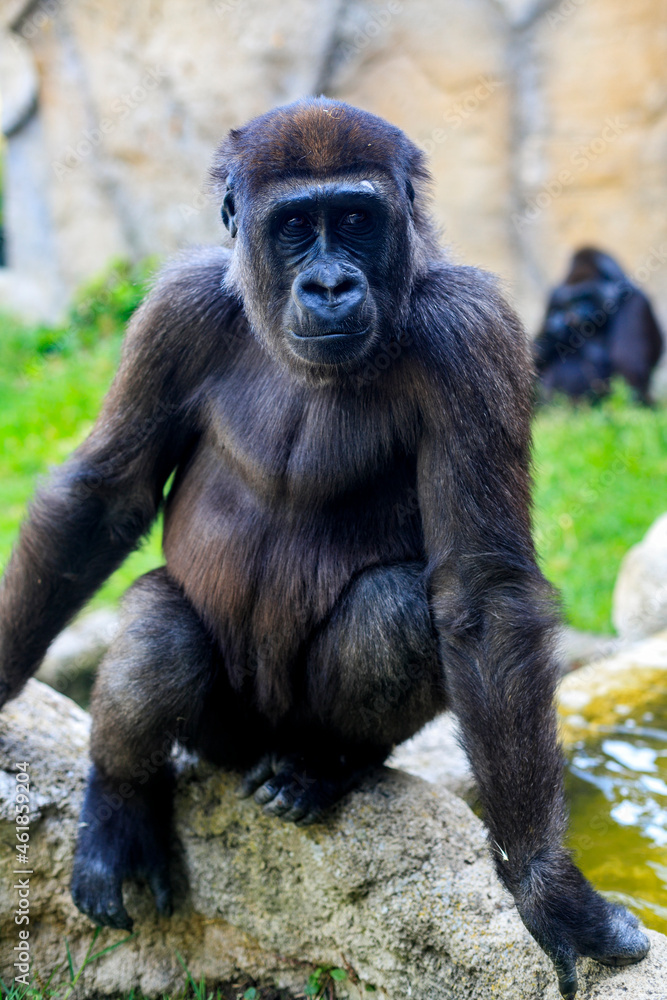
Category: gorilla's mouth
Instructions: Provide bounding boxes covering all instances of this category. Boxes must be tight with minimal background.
[286,326,372,365]
[287,327,369,341]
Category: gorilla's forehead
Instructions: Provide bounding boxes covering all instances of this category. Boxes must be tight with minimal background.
[249,171,398,219]
[210,98,432,216]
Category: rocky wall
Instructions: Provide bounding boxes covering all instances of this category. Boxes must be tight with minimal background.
[1,0,666,357]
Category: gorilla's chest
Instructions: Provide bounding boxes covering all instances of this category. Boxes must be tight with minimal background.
[163,355,424,652]
[204,366,406,504]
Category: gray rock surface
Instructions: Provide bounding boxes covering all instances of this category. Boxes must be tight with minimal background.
[1,1,34,30]
[0,29,37,136]
[388,712,476,801]
[613,513,667,641]
[651,355,667,405]
[557,628,636,673]
[1,680,666,998]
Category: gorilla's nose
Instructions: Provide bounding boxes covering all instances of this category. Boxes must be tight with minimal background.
[292,264,368,326]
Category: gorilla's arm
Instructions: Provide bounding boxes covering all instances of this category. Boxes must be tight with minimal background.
[0,248,238,706]
[415,266,648,998]
[608,288,664,401]
[416,266,564,871]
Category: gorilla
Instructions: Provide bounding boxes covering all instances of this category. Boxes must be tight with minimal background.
[0,100,649,999]
[534,247,663,402]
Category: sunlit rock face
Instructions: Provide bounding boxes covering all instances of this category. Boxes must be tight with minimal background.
[613,514,667,641]
[2,678,667,997]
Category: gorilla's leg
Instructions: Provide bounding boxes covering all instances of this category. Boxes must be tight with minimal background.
[71,568,216,930]
[241,562,445,824]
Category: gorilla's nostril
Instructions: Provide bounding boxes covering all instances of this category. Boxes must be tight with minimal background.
[302,278,357,302]
[293,267,368,319]
[334,279,355,297]
[302,281,330,301]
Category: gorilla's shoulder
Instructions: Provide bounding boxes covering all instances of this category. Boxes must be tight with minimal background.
[125,246,247,355]
[148,246,240,318]
[409,263,532,411]
[412,262,527,358]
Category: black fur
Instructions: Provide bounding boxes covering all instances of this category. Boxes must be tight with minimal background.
[0,99,649,997]
[534,247,663,403]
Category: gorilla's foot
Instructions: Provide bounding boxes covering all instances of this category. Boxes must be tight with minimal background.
[239,751,368,825]
[71,765,173,929]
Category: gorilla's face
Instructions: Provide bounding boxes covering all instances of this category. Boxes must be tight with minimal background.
[225,174,413,379]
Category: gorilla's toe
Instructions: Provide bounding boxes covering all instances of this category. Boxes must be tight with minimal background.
[71,866,133,931]
[147,865,174,918]
[238,754,275,798]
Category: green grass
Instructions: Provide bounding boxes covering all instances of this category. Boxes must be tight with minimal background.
[0,266,665,633]
[0,261,163,606]
[532,384,667,632]
[0,928,135,1000]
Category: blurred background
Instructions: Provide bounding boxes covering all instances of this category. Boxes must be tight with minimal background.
[1,0,667,943]
[1,0,667,343]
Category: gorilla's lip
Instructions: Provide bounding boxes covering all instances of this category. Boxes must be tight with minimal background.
[287,327,369,342]
[286,326,373,367]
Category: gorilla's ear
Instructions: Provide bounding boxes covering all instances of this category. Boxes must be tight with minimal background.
[221,180,238,238]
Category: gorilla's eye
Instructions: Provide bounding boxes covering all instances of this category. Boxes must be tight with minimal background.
[338,210,375,239]
[281,214,311,235]
[341,211,368,228]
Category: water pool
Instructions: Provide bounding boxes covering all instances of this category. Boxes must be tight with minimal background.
[565,687,667,934]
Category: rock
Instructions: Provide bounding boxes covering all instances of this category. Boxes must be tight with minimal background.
[36,608,118,704]
[388,712,476,801]
[331,0,517,295]
[513,0,667,332]
[612,514,667,641]
[0,30,38,136]
[650,354,667,405]
[0,266,66,323]
[1,0,340,317]
[331,0,517,292]
[557,627,634,673]
[1,679,666,998]
[558,628,667,742]
[0,1,33,31]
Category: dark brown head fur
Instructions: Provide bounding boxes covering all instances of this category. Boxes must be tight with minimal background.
[210,96,431,204]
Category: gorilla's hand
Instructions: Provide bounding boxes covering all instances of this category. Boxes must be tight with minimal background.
[516,853,649,999]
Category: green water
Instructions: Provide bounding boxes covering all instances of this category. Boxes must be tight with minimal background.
[565,695,667,934]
